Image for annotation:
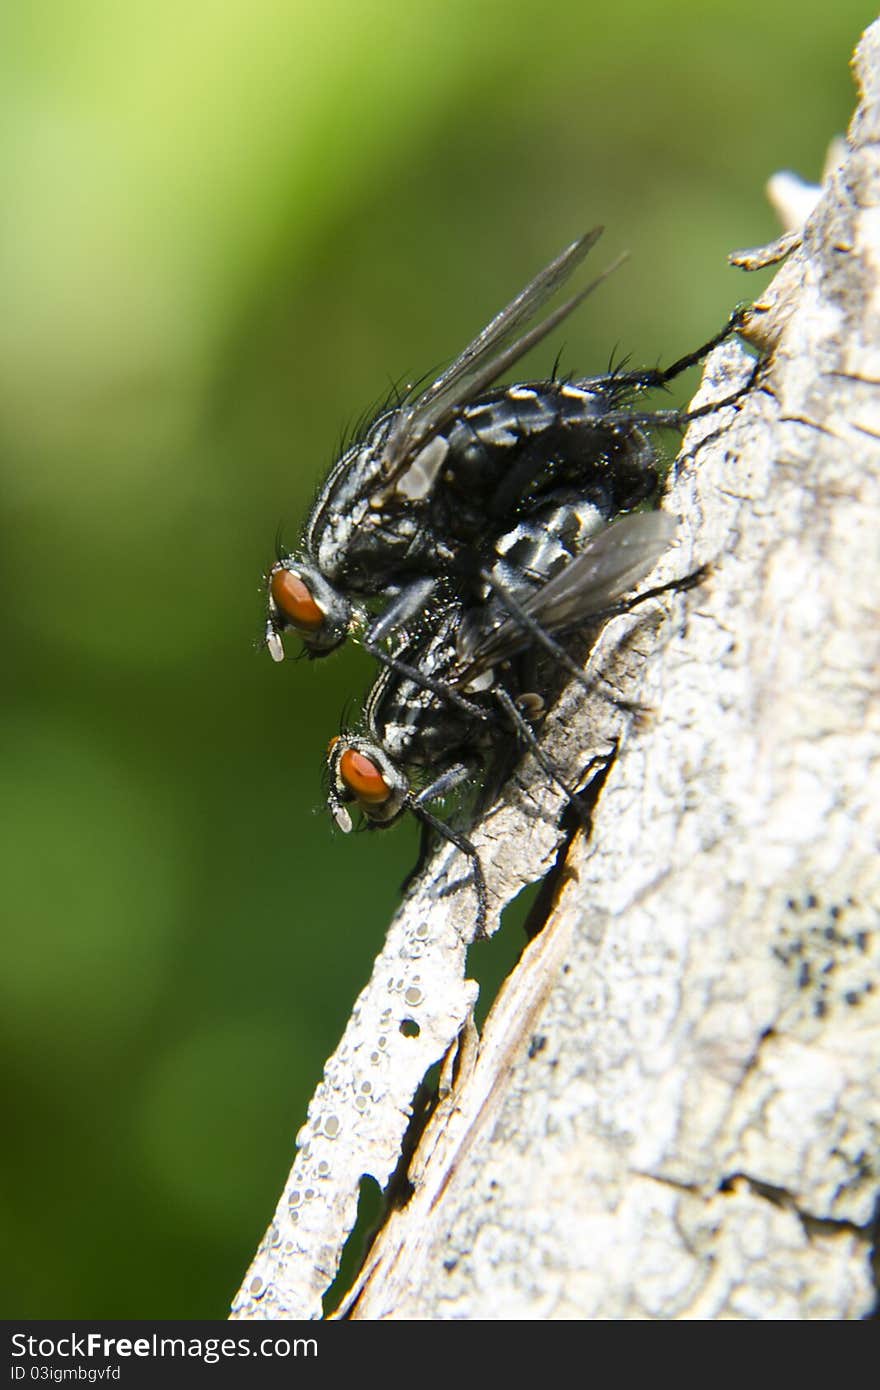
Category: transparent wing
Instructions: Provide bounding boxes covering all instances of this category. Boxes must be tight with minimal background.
[379,228,622,482]
[456,511,677,678]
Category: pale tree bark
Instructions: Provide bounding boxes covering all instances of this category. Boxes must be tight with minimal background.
[232,21,880,1321]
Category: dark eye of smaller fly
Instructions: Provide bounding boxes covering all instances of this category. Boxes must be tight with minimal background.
[270,568,325,632]
[338,748,392,805]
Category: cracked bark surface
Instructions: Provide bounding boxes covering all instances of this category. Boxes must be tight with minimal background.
[232,21,880,1321]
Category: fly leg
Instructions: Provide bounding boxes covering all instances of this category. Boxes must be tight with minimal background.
[363,577,439,646]
[477,563,708,711]
[601,305,751,395]
[360,579,494,724]
[361,637,493,724]
[404,762,489,939]
[492,685,593,825]
[595,351,761,433]
[656,305,751,383]
[400,761,478,895]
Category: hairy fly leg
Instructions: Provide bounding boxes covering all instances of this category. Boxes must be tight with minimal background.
[593,306,750,398]
[491,684,593,826]
[576,348,761,439]
[409,765,490,939]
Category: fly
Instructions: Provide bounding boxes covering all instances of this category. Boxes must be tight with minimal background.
[325,507,687,936]
[265,231,746,677]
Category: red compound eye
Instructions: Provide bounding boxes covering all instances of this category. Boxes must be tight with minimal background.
[270,569,325,632]
[338,749,391,805]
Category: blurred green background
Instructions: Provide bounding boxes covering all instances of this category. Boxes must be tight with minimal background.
[0,0,871,1318]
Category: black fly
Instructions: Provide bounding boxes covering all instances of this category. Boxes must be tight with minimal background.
[265,230,743,679]
[325,507,684,935]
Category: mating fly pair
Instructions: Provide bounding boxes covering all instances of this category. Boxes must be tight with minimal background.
[264,229,747,931]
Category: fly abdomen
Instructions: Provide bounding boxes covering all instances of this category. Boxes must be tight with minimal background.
[490,492,608,586]
[443,386,571,497]
[439,380,657,528]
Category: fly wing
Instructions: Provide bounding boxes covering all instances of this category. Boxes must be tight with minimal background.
[455,511,677,677]
[377,229,622,484]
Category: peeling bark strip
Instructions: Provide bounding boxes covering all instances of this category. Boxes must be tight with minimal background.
[232,22,880,1321]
